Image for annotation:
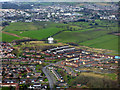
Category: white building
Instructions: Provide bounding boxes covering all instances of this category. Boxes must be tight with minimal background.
[48,37,54,44]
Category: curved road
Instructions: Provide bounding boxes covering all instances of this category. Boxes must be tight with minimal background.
[42,64,56,90]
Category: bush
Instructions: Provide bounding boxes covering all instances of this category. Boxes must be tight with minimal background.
[69,75,118,88]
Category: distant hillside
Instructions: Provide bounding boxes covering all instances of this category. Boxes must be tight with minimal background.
[11,0,119,2]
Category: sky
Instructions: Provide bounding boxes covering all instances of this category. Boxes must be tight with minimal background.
[0,0,119,2]
[0,0,13,1]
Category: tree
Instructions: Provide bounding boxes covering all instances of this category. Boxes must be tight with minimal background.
[2,22,9,26]
[95,23,98,25]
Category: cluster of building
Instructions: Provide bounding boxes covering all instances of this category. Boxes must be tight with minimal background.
[52,63,77,77]
[2,63,48,89]
[1,9,31,23]
[84,3,118,10]
[48,67,64,83]
[43,45,118,72]
[0,42,49,89]
[27,5,84,22]
[1,3,118,23]
[100,15,117,20]
[0,42,118,89]
[0,42,16,58]
[2,58,43,65]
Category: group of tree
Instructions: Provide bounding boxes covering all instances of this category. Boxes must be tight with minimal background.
[2,2,33,9]
[69,75,118,88]
[2,21,9,26]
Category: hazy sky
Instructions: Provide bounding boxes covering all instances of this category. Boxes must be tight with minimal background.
[0,0,13,1]
[0,0,119,2]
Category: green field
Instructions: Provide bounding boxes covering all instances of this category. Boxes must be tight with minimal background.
[1,33,22,42]
[54,28,115,42]
[2,20,119,52]
[3,22,39,31]
[2,21,67,41]
[8,27,63,40]
[3,21,67,32]
[80,35,118,51]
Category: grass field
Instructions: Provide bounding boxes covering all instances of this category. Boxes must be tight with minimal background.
[2,21,67,41]
[80,72,117,81]
[8,27,63,40]
[2,20,118,52]
[3,21,67,32]
[1,33,22,42]
[3,22,39,31]
[54,29,113,43]
[104,73,117,80]
[80,35,118,51]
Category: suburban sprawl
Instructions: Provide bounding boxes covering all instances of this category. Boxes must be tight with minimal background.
[0,2,120,89]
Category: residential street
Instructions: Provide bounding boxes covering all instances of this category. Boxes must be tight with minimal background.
[42,64,57,89]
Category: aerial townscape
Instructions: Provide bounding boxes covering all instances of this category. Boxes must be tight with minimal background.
[0,1,120,90]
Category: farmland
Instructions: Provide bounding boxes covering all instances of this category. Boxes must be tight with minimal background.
[3,22,39,31]
[2,20,119,53]
[7,27,63,40]
[80,35,118,51]
[53,20,118,52]
[2,21,67,41]
[1,33,22,42]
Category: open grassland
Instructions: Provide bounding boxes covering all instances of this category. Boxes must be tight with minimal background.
[20,41,67,48]
[2,21,67,41]
[54,30,119,54]
[104,73,117,80]
[80,35,118,51]
[1,33,22,42]
[54,28,114,43]
[80,72,117,81]
[53,20,118,52]
[3,22,39,31]
[2,20,118,53]
[8,27,63,40]
[3,21,67,32]
[95,2,113,6]
[69,20,118,27]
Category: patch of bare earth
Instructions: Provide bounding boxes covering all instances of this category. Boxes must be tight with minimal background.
[2,31,20,37]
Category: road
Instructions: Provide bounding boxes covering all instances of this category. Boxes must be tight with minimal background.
[42,64,56,90]
[42,61,76,89]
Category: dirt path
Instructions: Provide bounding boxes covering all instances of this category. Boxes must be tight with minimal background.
[2,31,21,37]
